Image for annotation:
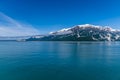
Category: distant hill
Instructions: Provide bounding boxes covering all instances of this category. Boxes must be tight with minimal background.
[26,24,120,41]
[0,36,30,41]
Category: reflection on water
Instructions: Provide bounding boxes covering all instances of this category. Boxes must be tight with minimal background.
[0,41,120,80]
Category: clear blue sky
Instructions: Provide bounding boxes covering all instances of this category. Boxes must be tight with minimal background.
[0,0,120,34]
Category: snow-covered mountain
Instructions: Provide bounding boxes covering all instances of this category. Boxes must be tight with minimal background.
[26,24,120,41]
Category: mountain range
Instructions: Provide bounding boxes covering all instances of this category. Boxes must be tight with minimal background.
[26,24,120,41]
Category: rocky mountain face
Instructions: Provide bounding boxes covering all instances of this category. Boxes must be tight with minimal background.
[26,24,120,41]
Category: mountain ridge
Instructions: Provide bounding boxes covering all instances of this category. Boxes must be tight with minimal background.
[26,24,120,41]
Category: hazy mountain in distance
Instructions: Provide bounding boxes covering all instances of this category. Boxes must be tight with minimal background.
[0,36,31,41]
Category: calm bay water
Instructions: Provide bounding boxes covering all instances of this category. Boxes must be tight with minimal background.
[0,41,120,80]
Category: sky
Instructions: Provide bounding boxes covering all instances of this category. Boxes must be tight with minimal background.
[0,0,120,36]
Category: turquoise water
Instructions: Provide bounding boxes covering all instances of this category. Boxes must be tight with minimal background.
[0,41,120,80]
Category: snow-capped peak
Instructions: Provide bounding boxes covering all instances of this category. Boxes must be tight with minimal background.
[77,24,101,28]
[75,24,119,32]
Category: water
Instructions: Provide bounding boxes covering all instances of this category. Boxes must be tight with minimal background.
[0,41,120,80]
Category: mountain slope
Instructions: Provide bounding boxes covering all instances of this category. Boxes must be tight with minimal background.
[26,24,120,41]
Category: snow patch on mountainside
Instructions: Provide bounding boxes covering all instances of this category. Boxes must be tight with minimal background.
[49,28,72,35]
